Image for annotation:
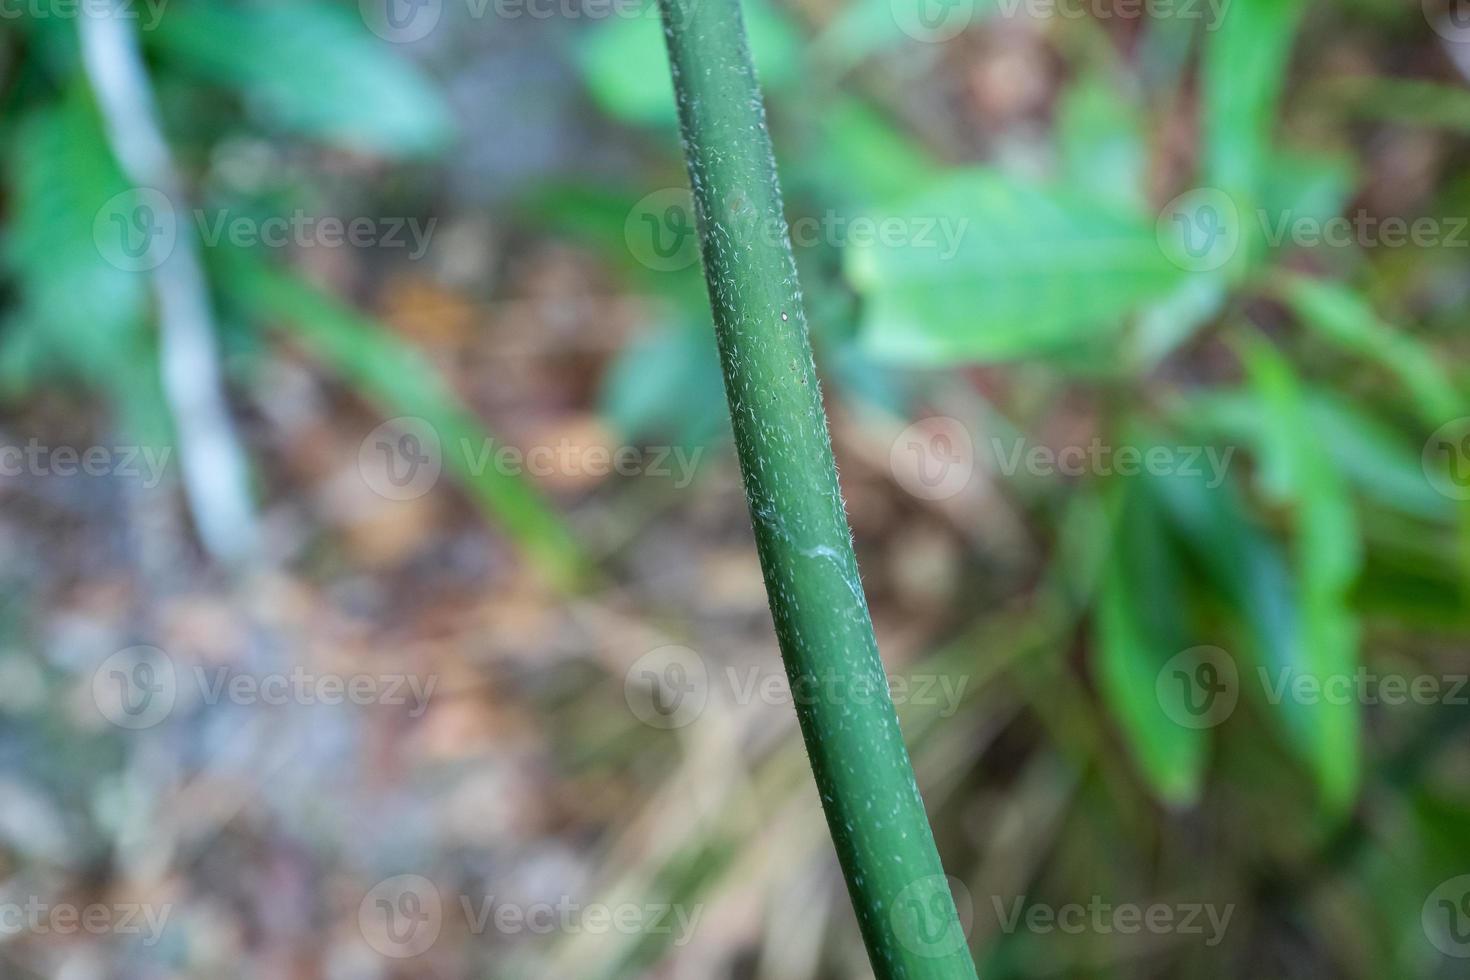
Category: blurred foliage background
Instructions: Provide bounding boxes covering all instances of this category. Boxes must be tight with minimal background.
[1,0,1469,976]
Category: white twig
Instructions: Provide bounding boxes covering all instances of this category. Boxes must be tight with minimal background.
[79,6,258,564]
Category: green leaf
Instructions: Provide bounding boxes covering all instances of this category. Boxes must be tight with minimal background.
[1131,274,1228,368]
[147,1,453,157]
[577,14,678,129]
[1149,459,1329,768]
[1200,0,1307,274]
[4,99,143,374]
[1239,336,1362,811]
[1304,392,1452,522]
[1257,149,1356,242]
[809,0,1008,72]
[215,248,588,591]
[1164,382,1380,808]
[1057,76,1147,212]
[577,0,802,128]
[1202,0,1306,199]
[1252,147,1356,271]
[1,94,166,435]
[847,171,1184,365]
[1175,385,1452,522]
[1279,274,1461,426]
[599,320,727,446]
[790,97,943,208]
[1093,468,1206,806]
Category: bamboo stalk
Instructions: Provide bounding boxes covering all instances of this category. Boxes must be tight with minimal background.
[654,0,978,974]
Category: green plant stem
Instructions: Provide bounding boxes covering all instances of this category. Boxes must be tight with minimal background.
[655,1,977,975]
